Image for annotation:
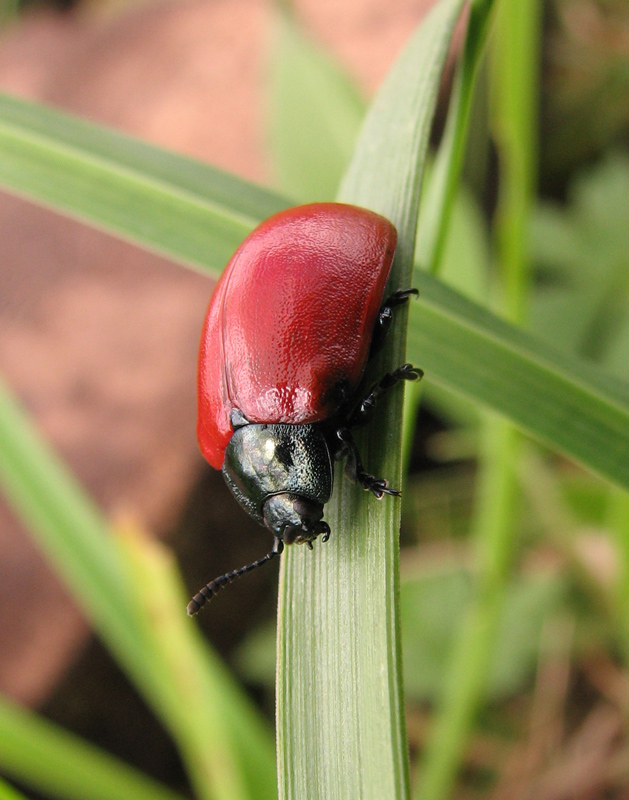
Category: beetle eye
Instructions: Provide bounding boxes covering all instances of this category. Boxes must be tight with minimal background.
[283,525,301,545]
[292,497,320,522]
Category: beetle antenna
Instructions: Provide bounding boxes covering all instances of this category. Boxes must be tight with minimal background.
[187,538,284,616]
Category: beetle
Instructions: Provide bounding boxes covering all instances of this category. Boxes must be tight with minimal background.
[188,202,422,615]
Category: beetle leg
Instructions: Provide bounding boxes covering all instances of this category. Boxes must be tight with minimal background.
[346,363,422,429]
[369,288,419,355]
[336,428,400,499]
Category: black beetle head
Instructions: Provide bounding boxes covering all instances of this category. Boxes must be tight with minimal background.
[222,420,333,544]
[263,493,330,544]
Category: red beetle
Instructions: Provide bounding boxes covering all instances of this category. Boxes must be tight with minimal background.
[188,202,421,614]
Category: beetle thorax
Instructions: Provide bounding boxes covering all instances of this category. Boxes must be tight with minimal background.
[222,421,333,542]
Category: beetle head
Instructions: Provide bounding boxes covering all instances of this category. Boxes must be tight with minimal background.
[262,493,330,544]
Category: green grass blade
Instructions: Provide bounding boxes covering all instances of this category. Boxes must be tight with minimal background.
[0,376,275,800]
[0,93,287,271]
[416,0,497,275]
[117,522,276,800]
[419,2,542,795]
[0,777,28,800]
[338,0,464,263]
[416,416,521,800]
[0,694,186,800]
[0,375,157,695]
[276,2,465,799]
[0,91,627,487]
[408,269,629,490]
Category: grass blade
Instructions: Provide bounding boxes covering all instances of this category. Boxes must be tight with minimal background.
[418,1,541,795]
[0,61,627,508]
[0,376,274,800]
[0,694,186,800]
[276,2,465,798]
[408,269,629,490]
[117,522,276,800]
[0,93,287,270]
[0,777,29,800]
[416,0,497,275]
[0,375,154,693]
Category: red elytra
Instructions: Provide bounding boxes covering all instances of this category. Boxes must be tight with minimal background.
[197,202,397,470]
